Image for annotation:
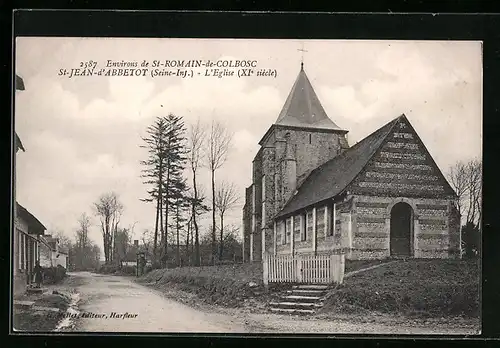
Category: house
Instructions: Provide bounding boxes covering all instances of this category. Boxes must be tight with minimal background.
[13,74,49,296]
[14,203,47,295]
[39,235,68,269]
[242,63,461,262]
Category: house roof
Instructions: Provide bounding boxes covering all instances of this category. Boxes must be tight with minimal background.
[16,132,25,152]
[276,115,402,218]
[16,75,25,91]
[274,64,345,131]
[17,202,46,234]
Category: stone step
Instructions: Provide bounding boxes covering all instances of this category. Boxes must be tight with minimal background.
[269,307,315,315]
[281,295,323,302]
[293,284,330,290]
[287,289,327,296]
[270,301,324,308]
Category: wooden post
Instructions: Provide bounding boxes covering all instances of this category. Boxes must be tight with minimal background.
[324,205,328,236]
[312,207,317,255]
[297,254,303,283]
[333,203,336,238]
[273,221,277,256]
[263,252,269,289]
[339,253,345,284]
[290,216,294,255]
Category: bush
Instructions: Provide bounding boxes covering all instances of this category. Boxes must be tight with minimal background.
[98,264,119,274]
[42,265,67,284]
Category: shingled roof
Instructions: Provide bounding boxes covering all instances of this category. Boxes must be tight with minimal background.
[274,65,345,131]
[17,202,47,235]
[16,74,25,91]
[276,115,402,218]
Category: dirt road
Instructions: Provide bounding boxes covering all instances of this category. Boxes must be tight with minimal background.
[67,272,247,333]
[63,272,480,335]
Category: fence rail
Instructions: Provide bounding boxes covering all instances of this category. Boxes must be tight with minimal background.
[263,252,345,285]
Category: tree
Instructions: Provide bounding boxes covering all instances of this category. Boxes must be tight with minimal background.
[214,181,240,260]
[160,113,188,267]
[447,158,482,258]
[114,227,131,264]
[448,161,468,219]
[205,120,233,264]
[140,116,169,264]
[93,192,124,264]
[187,118,206,266]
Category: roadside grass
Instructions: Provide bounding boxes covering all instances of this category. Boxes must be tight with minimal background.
[13,292,71,332]
[345,259,389,274]
[322,258,480,319]
[138,262,265,307]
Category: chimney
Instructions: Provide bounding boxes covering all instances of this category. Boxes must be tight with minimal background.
[134,240,139,247]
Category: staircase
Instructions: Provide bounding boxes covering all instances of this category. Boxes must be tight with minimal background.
[269,284,330,315]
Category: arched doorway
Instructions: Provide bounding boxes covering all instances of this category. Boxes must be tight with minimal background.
[390,202,414,257]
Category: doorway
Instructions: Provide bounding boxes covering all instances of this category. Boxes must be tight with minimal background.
[390,202,413,257]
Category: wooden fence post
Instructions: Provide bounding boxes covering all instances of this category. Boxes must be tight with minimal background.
[296,255,302,283]
[263,252,269,289]
[339,253,345,284]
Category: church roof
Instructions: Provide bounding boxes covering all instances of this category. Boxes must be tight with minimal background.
[274,65,344,131]
[276,115,402,218]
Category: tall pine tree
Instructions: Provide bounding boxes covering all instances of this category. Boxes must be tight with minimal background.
[140,117,169,265]
[161,114,188,267]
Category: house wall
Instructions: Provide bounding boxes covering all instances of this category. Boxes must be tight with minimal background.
[14,217,30,297]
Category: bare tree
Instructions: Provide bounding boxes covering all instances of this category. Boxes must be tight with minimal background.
[447,158,482,257]
[447,161,468,220]
[205,120,233,264]
[76,212,92,250]
[93,192,124,264]
[214,181,240,261]
[465,159,482,228]
[447,158,482,227]
[187,118,206,266]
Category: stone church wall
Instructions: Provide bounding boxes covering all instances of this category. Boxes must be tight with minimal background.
[274,127,347,181]
[352,195,453,259]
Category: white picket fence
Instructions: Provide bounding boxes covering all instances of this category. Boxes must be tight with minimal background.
[263,252,345,285]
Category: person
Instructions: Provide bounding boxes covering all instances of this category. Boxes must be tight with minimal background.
[33,261,43,288]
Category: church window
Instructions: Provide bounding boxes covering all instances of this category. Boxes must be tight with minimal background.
[301,213,307,241]
[294,215,301,241]
[316,207,325,238]
[306,211,313,240]
[328,203,336,236]
[285,218,292,244]
[309,134,312,144]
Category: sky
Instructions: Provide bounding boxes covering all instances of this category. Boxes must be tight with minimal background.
[14,38,482,253]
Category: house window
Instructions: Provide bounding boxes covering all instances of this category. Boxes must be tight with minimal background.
[20,232,25,270]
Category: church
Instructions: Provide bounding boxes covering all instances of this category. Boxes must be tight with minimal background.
[242,63,461,262]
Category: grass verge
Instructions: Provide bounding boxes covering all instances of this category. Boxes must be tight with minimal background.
[13,292,71,332]
[137,262,266,308]
[322,259,480,319]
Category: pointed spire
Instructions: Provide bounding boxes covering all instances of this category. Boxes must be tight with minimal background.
[274,66,344,131]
